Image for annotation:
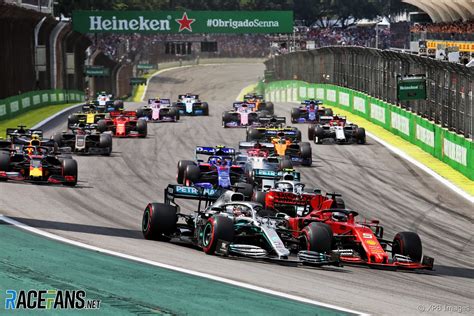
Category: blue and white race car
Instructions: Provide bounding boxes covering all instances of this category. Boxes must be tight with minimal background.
[173,94,209,116]
[176,146,249,194]
[290,99,333,123]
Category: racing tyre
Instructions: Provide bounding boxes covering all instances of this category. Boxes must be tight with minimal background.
[248,113,259,125]
[53,133,63,147]
[0,152,10,173]
[137,119,147,138]
[392,232,422,262]
[100,133,113,156]
[355,127,366,144]
[62,158,78,186]
[177,160,195,184]
[97,119,108,133]
[222,111,233,128]
[253,191,267,207]
[296,129,302,141]
[67,114,79,128]
[300,142,312,166]
[301,222,333,253]
[235,182,253,199]
[142,203,178,241]
[246,128,261,142]
[202,215,234,255]
[136,108,146,119]
[201,102,209,116]
[184,165,201,185]
[291,108,300,123]
[314,126,324,144]
[265,102,274,115]
[114,100,124,111]
[324,108,333,116]
[308,125,315,141]
[279,158,293,170]
[171,107,180,120]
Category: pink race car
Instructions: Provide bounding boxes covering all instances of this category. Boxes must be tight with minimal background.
[137,98,179,122]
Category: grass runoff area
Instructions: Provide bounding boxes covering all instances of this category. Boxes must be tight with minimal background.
[0,103,75,137]
[0,222,351,315]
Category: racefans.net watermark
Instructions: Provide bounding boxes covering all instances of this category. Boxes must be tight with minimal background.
[417,304,471,313]
[4,289,100,310]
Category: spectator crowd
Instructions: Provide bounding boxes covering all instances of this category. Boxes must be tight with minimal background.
[410,20,474,41]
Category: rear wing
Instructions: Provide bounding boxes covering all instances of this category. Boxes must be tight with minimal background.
[239,141,274,150]
[195,146,236,157]
[233,102,255,109]
[264,129,299,140]
[258,116,286,126]
[160,99,171,105]
[253,169,300,181]
[164,184,222,204]
[6,127,43,138]
[109,110,137,118]
[301,99,323,105]
[178,94,198,100]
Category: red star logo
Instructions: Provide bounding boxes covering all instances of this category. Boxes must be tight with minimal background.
[175,12,195,32]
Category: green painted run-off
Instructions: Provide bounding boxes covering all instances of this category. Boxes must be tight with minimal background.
[0,222,353,315]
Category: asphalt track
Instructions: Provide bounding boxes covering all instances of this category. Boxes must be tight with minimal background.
[0,63,472,315]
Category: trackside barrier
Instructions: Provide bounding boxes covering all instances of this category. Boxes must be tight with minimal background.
[263,80,474,180]
[0,90,84,121]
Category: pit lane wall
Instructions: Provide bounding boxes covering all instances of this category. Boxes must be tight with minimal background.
[0,90,84,121]
[263,80,474,180]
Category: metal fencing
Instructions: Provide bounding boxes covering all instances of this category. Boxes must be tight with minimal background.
[265,47,473,139]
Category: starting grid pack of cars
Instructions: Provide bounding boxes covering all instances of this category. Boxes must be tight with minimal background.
[0,91,434,272]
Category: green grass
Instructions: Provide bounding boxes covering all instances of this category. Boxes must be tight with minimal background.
[0,103,76,138]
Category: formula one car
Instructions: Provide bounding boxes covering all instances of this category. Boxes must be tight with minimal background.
[252,180,339,212]
[97,111,147,138]
[286,206,434,270]
[308,115,366,144]
[142,184,339,267]
[67,105,107,129]
[137,98,179,122]
[246,126,301,142]
[291,99,333,124]
[93,91,124,112]
[222,102,259,128]
[240,132,312,166]
[0,137,77,186]
[53,125,112,156]
[243,93,274,115]
[173,94,209,116]
[176,146,250,194]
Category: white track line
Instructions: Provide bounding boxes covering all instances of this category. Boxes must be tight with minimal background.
[0,215,367,316]
[366,131,473,203]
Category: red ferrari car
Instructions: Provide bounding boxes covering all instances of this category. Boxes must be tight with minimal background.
[255,181,433,270]
[97,111,147,138]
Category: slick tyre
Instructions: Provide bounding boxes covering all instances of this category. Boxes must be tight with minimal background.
[246,128,261,142]
[62,158,78,186]
[314,126,324,144]
[97,119,108,133]
[100,133,113,156]
[279,158,293,170]
[142,203,178,241]
[291,108,300,123]
[202,215,234,255]
[0,152,10,173]
[392,232,422,262]
[355,127,366,144]
[201,102,209,116]
[53,133,63,147]
[300,142,312,166]
[308,125,315,141]
[177,160,195,184]
[253,190,267,208]
[137,119,147,138]
[184,165,201,185]
[301,222,333,253]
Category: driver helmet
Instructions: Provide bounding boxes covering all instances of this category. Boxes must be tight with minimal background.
[232,205,250,217]
[277,182,293,192]
[331,212,348,222]
[29,134,41,147]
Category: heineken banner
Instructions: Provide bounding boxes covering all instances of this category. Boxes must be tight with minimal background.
[73,11,293,34]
